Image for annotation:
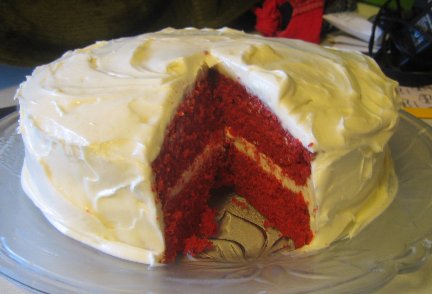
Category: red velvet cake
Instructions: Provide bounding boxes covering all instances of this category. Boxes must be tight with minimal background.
[18,28,400,265]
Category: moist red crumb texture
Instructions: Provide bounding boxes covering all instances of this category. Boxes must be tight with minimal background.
[151,68,314,263]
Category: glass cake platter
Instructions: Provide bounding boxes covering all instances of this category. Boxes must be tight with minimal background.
[1,110,432,294]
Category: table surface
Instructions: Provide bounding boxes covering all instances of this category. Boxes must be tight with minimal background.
[1,63,431,293]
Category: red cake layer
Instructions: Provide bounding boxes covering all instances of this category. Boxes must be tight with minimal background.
[215,72,313,185]
[152,70,224,262]
[228,148,313,248]
[152,68,313,262]
[161,143,221,262]
[152,70,223,200]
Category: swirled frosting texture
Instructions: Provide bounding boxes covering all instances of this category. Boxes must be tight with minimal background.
[17,28,400,264]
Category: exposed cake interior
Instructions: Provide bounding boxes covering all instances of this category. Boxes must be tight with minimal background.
[152,68,314,262]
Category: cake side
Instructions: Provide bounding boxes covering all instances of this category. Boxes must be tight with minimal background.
[19,115,166,264]
[307,146,398,249]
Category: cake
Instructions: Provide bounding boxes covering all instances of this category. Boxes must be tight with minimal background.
[16,28,400,265]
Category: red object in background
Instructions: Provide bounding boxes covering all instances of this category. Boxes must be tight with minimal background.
[254,0,324,43]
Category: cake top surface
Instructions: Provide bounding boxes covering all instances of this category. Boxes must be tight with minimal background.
[18,27,400,156]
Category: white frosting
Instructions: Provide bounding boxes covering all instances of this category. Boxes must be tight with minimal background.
[16,28,400,264]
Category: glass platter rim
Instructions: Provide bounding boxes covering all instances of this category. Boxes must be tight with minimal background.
[1,110,432,294]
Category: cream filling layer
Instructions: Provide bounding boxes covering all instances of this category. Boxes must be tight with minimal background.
[226,130,313,201]
[166,141,225,199]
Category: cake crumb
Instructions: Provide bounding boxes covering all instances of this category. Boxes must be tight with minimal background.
[231,197,248,210]
[183,235,213,256]
[263,219,275,229]
[199,207,218,237]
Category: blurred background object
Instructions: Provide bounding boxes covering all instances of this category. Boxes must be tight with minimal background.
[0,0,368,66]
[254,0,325,43]
[321,0,431,87]
[0,0,258,66]
[0,0,430,85]
[368,0,432,86]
